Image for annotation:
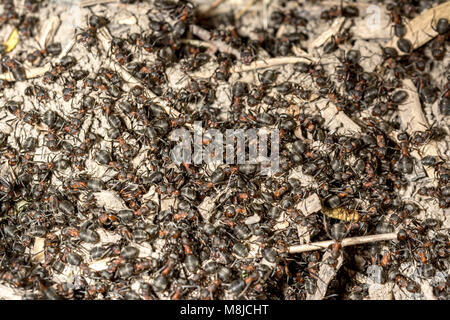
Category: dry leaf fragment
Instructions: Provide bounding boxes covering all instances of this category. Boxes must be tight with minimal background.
[3,28,19,53]
[39,17,60,48]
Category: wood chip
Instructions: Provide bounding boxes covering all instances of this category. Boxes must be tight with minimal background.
[431,99,445,126]
[385,2,450,55]
[418,280,438,300]
[97,229,121,243]
[292,45,310,57]
[136,243,153,258]
[58,39,76,61]
[142,185,158,203]
[39,16,61,48]
[306,251,343,300]
[352,40,384,72]
[198,0,225,18]
[246,235,261,259]
[179,39,216,51]
[118,16,137,25]
[160,197,176,211]
[273,220,289,231]
[296,224,310,245]
[94,190,128,211]
[397,79,443,162]
[0,63,51,81]
[31,237,45,263]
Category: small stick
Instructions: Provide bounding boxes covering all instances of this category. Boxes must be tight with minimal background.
[190,25,241,58]
[319,1,375,9]
[306,251,343,300]
[235,0,257,20]
[288,232,397,254]
[230,56,312,73]
[179,39,216,51]
[385,1,450,54]
[79,0,117,7]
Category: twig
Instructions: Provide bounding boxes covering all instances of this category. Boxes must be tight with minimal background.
[262,0,269,30]
[0,64,51,81]
[385,1,450,54]
[288,232,397,254]
[296,193,322,216]
[235,0,257,20]
[190,25,241,58]
[80,0,117,7]
[230,56,312,73]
